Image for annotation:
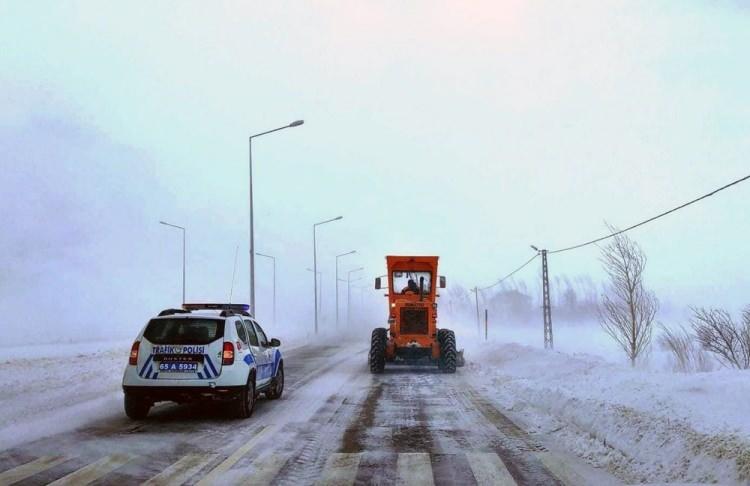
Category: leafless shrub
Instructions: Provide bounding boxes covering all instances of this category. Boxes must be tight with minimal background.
[690,306,750,369]
[598,227,658,367]
[658,323,713,373]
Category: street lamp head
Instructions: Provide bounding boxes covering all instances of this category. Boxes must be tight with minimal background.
[289,120,304,127]
[316,215,344,226]
[160,220,185,230]
[530,245,539,252]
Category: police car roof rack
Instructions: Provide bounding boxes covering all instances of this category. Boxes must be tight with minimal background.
[182,303,252,317]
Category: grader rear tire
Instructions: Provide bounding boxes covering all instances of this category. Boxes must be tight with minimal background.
[369,328,387,373]
[438,329,457,373]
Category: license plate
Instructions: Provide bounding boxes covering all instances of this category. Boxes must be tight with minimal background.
[158,362,198,372]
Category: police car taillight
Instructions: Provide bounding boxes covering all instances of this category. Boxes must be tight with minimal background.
[222,342,235,365]
[129,341,140,365]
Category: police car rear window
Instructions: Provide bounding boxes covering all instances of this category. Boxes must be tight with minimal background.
[143,318,224,345]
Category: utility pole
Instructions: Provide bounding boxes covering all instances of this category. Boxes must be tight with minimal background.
[541,249,553,349]
[531,245,553,350]
[473,287,481,336]
[484,308,488,341]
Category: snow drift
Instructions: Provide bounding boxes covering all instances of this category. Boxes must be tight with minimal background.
[468,342,750,484]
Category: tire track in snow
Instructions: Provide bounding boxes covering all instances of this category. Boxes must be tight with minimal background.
[272,359,370,486]
[460,382,563,485]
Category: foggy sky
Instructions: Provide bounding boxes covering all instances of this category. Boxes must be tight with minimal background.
[1,2,749,345]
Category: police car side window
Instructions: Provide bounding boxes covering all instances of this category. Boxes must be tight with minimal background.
[254,322,269,347]
[243,320,259,347]
[235,321,250,346]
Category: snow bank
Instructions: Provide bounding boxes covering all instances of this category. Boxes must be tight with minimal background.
[467,342,750,484]
[0,342,129,450]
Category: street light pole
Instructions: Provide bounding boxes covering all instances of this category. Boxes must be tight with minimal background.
[159,220,186,305]
[347,267,364,327]
[248,120,304,315]
[256,252,276,325]
[352,284,368,322]
[335,250,356,329]
[313,216,342,334]
[306,268,323,315]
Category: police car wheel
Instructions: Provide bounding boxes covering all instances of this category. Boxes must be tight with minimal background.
[124,393,150,420]
[232,375,256,419]
[266,364,284,400]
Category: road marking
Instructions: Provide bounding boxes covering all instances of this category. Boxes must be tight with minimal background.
[397,453,434,486]
[315,453,361,486]
[47,454,134,486]
[466,452,517,486]
[235,452,289,484]
[196,425,275,485]
[536,452,589,486]
[143,453,218,486]
[0,456,69,486]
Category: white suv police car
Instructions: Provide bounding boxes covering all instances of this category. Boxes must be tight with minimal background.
[122,303,284,419]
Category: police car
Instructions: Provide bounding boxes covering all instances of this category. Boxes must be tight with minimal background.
[122,303,284,419]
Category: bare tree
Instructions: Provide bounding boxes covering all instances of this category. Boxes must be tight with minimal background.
[658,323,712,373]
[598,227,658,366]
[690,306,750,369]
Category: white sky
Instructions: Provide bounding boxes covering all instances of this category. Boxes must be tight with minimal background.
[1,1,748,344]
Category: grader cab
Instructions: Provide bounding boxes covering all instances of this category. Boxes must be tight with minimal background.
[368,255,461,373]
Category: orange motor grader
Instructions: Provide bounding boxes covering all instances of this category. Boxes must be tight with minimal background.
[369,255,461,373]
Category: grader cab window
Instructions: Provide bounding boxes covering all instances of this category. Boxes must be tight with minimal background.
[392,271,432,294]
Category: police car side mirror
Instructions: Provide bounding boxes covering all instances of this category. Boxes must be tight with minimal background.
[439,276,446,288]
[270,338,281,347]
[375,277,382,289]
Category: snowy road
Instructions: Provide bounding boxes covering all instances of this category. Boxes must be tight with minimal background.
[0,344,618,485]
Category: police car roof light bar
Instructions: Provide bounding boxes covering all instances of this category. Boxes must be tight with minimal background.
[182,303,251,312]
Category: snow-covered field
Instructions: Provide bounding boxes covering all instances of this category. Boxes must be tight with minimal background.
[467,341,750,485]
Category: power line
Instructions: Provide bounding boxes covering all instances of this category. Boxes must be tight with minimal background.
[478,253,539,292]
[472,172,749,296]
[549,172,750,255]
